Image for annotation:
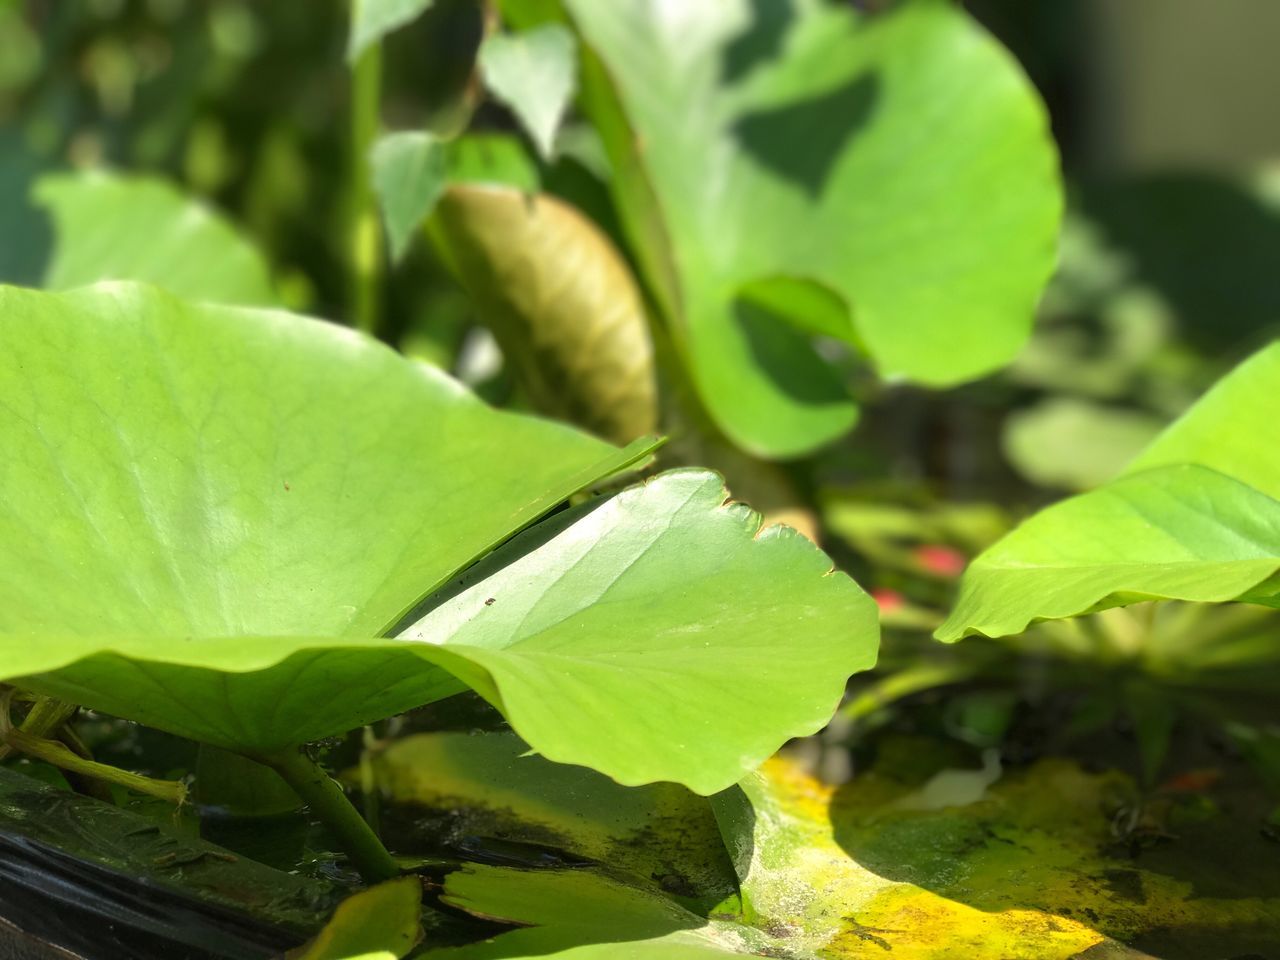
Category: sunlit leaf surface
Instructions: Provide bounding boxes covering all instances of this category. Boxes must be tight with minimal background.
[939,342,1280,640]
[0,283,871,792]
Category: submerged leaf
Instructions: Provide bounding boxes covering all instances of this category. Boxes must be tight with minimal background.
[372,132,449,261]
[35,171,277,305]
[354,731,739,911]
[711,753,1280,957]
[939,342,1280,640]
[412,751,1280,957]
[431,184,657,443]
[0,283,872,792]
[559,0,1061,456]
[424,867,773,958]
[479,25,578,159]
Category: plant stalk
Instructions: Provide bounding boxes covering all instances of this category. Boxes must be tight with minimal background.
[349,28,383,337]
[0,694,79,762]
[260,746,398,883]
[2,728,187,804]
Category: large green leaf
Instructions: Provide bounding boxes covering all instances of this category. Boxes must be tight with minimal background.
[394,469,877,793]
[35,171,278,306]
[430,184,657,444]
[938,342,1280,641]
[556,0,1061,457]
[0,283,873,791]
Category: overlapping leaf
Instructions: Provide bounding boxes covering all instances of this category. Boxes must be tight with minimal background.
[939,342,1280,640]
[0,283,873,791]
[544,0,1060,457]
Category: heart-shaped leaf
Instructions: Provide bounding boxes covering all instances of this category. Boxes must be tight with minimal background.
[372,132,449,261]
[35,171,278,305]
[0,283,874,792]
[479,25,578,159]
[548,0,1061,457]
[938,342,1280,641]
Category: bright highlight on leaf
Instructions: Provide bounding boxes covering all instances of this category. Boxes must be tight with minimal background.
[35,171,278,306]
[479,25,578,159]
[349,0,437,62]
[556,0,1062,457]
[372,131,449,261]
[0,282,874,794]
[938,341,1280,641]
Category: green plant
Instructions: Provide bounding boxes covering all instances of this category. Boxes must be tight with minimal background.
[0,280,877,880]
[364,0,1062,462]
[939,341,1280,641]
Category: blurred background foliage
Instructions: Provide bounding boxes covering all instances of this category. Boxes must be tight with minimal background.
[2,0,1279,808]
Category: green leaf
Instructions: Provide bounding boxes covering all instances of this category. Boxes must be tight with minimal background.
[290,877,423,960]
[939,342,1280,641]
[430,183,658,443]
[479,25,578,159]
[1124,341,1280,499]
[564,0,1061,457]
[395,468,877,794]
[0,282,650,750]
[0,283,872,793]
[349,0,436,62]
[34,171,278,306]
[372,132,449,261]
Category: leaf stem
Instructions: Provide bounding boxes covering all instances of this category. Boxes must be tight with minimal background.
[349,24,384,337]
[0,694,78,762]
[260,746,398,883]
[2,728,187,804]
